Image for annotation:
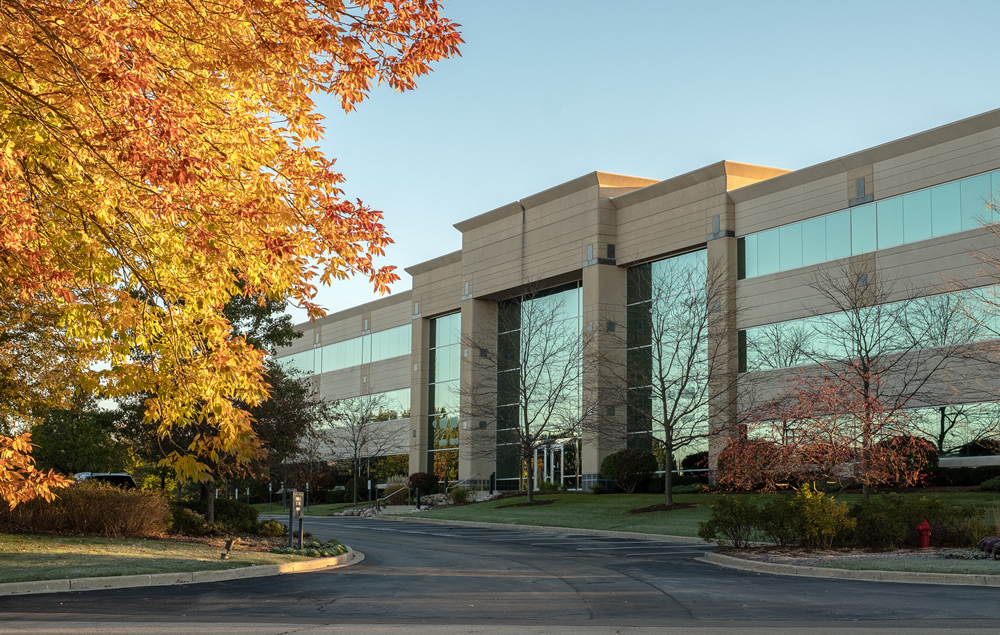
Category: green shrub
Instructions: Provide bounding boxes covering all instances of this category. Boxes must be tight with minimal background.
[254,519,286,538]
[698,496,761,548]
[646,477,665,494]
[449,486,470,504]
[185,498,259,533]
[671,483,706,494]
[848,494,981,549]
[954,439,1000,456]
[171,506,213,536]
[590,483,607,495]
[757,495,800,546]
[980,476,1000,492]
[326,489,346,504]
[600,448,658,493]
[789,484,854,550]
[406,472,438,495]
[930,465,1000,486]
[0,481,171,537]
[538,480,562,492]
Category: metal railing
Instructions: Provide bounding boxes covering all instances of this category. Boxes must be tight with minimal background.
[445,473,483,495]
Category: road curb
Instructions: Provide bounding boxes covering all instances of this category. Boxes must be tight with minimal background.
[375,514,712,544]
[0,547,365,597]
[702,551,1000,587]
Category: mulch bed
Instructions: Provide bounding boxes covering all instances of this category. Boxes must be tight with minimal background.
[629,503,697,514]
[498,500,557,509]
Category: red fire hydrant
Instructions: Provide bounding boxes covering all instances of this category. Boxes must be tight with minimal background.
[917,520,932,549]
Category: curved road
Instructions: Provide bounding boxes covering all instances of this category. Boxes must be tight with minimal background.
[1,516,998,633]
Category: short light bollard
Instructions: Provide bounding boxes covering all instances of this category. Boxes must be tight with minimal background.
[917,520,932,549]
[221,537,239,560]
[289,490,305,549]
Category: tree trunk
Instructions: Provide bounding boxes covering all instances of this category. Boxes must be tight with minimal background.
[205,480,216,525]
[664,430,674,506]
[352,458,359,504]
[525,450,534,503]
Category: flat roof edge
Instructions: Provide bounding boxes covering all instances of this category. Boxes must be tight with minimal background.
[298,289,412,330]
[729,108,1000,203]
[405,250,463,276]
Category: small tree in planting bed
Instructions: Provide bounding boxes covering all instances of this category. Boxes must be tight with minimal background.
[600,448,658,493]
[719,376,933,493]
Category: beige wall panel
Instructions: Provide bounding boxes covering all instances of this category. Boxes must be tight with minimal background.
[617,191,728,263]
[411,258,463,319]
[874,129,1000,198]
[735,173,846,236]
[368,300,412,331]
[365,358,411,394]
[317,367,363,401]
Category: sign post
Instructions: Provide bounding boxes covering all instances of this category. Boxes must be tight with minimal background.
[288,490,304,549]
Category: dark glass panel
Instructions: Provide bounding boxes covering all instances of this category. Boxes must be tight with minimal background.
[626,303,652,349]
[627,263,652,305]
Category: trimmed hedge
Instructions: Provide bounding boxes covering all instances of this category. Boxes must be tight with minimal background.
[698,490,984,550]
[0,481,171,537]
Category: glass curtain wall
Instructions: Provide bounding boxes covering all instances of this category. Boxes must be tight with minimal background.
[626,249,710,469]
[739,286,998,373]
[495,283,583,490]
[428,313,460,485]
[738,169,1000,279]
[277,324,411,375]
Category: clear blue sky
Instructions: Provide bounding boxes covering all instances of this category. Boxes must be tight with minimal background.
[287,0,1000,323]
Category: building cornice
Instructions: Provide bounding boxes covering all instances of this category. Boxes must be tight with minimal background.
[728,108,1000,204]
[404,250,462,276]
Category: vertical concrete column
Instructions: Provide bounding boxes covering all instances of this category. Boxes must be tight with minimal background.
[408,317,430,474]
[459,298,498,482]
[581,263,627,484]
[706,233,740,470]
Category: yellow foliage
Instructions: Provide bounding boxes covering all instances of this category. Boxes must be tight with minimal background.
[0,1,462,484]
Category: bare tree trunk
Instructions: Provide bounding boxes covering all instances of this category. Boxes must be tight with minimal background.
[525,450,535,503]
[205,480,216,525]
[664,443,674,506]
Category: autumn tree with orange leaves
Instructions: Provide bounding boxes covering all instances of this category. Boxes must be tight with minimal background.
[0,0,462,507]
[718,376,934,493]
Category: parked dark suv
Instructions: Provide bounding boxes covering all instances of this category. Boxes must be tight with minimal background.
[73,472,137,489]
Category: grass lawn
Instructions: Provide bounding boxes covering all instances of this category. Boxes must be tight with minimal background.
[415,490,1000,538]
[418,493,723,537]
[815,557,1000,575]
[0,534,309,584]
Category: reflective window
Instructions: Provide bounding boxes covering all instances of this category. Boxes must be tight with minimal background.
[494,284,582,487]
[931,182,961,237]
[826,210,851,261]
[740,285,996,372]
[962,173,993,230]
[626,250,709,453]
[428,312,461,481]
[738,169,1000,279]
[902,189,932,243]
[757,228,780,276]
[801,217,827,266]
[851,203,877,254]
[277,349,315,375]
[280,324,411,376]
[779,223,802,270]
[744,234,758,278]
[876,197,904,249]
